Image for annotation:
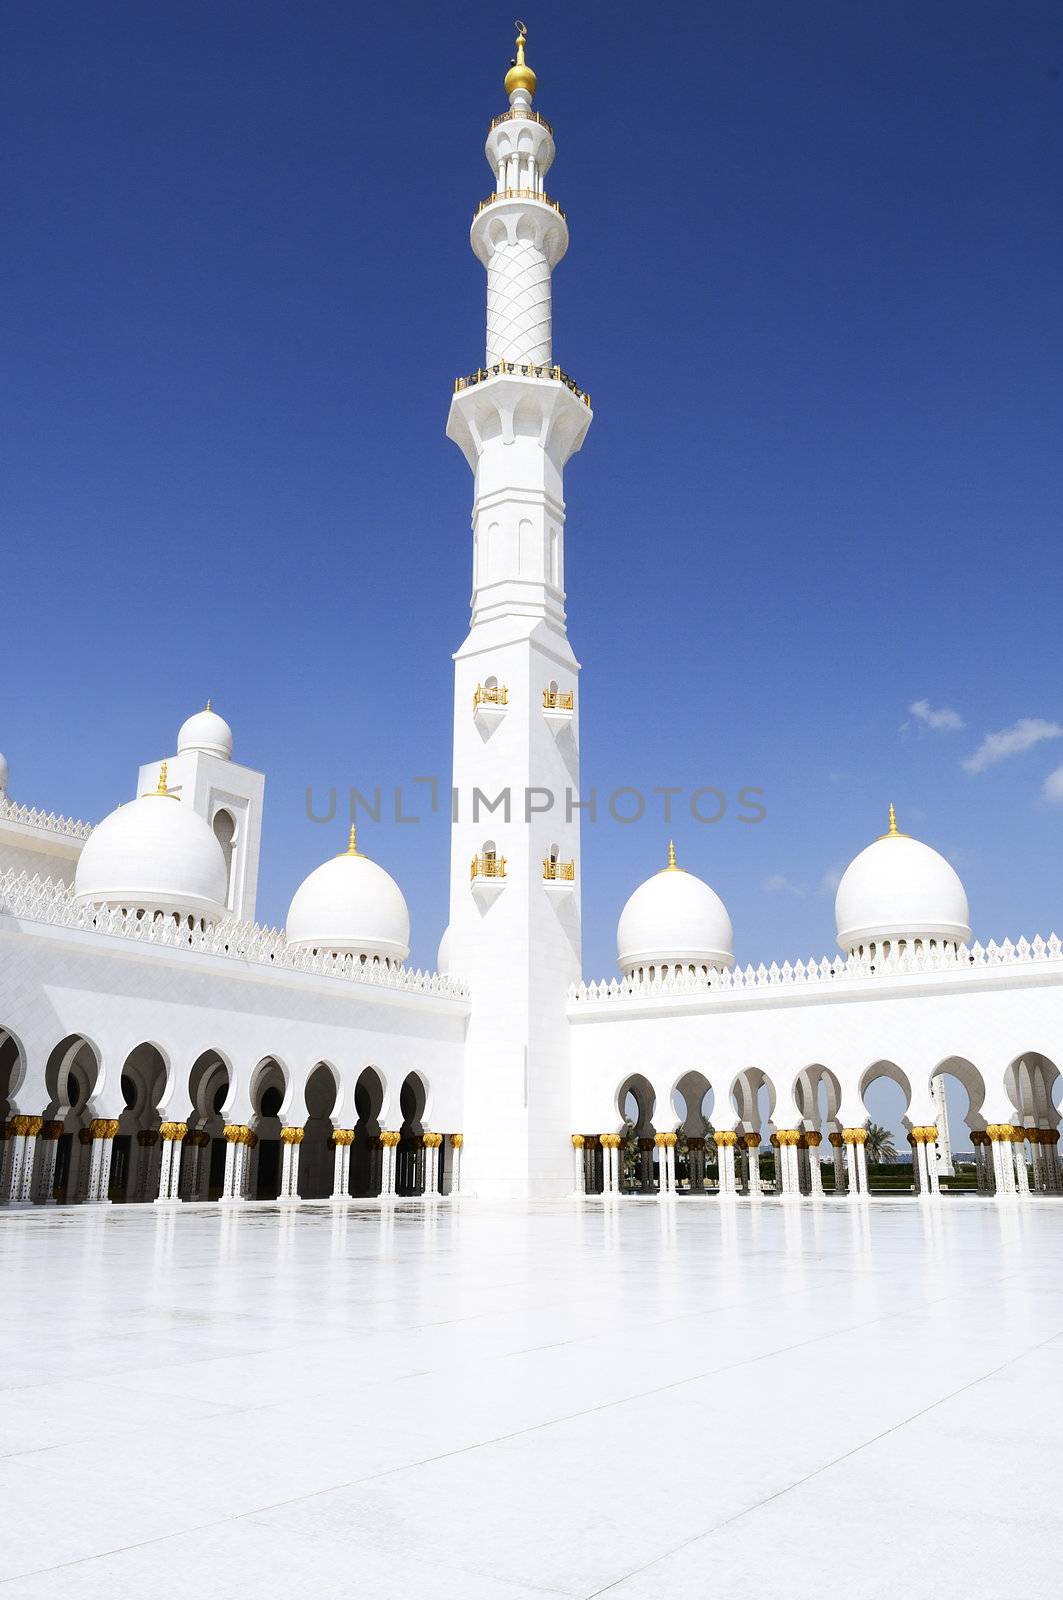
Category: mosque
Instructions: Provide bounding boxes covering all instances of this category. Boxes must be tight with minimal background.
[2,29,1061,1210]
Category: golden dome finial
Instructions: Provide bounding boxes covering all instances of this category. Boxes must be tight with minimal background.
[147,759,178,799]
[340,823,363,858]
[206,697,212,712]
[879,802,906,839]
[668,839,677,870]
[505,20,537,99]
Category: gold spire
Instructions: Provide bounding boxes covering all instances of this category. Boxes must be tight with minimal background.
[206,697,212,712]
[879,802,906,839]
[339,824,363,858]
[661,839,683,873]
[505,20,537,99]
[146,760,178,799]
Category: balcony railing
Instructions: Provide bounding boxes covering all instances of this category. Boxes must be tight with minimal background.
[473,683,508,709]
[543,859,575,882]
[488,108,554,136]
[475,188,565,221]
[454,362,591,409]
[543,688,574,711]
[471,853,507,881]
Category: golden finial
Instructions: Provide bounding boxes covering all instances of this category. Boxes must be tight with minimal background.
[339,824,363,858]
[879,802,906,839]
[146,759,178,799]
[505,20,537,99]
[206,697,212,712]
[668,839,677,870]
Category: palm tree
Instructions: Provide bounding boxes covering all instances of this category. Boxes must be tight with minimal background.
[865,1123,898,1164]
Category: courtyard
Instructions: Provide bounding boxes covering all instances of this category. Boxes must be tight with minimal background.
[2,1197,1060,1598]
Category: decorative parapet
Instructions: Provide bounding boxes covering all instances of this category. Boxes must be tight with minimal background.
[569,934,1063,1006]
[0,867,469,1000]
[0,794,92,841]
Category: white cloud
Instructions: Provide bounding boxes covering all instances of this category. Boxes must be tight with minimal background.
[962,717,1063,774]
[909,698,964,731]
[819,865,844,895]
[1043,765,1063,804]
[763,874,805,896]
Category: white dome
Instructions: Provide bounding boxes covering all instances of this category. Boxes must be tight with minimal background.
[617,845,734,976]
[835,808,971,954]
[74,765,228,922]
[0,751,8,794]
[286,829,410,963]
[437,923,452,975]
[177,703,233,760]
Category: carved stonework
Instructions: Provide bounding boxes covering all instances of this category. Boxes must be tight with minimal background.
[280,1128,304,1145]
[159,1122,188,1142]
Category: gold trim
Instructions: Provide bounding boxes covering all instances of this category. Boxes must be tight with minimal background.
[280,1128,305,1145]
[89,1118,119,1139]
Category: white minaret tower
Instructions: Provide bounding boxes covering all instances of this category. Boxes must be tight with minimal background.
[446,27,593,1198]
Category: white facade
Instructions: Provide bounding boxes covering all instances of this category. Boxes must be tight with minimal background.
[2,30,1061,1212]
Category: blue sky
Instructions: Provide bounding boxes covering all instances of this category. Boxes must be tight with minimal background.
[5,0,1062,1017]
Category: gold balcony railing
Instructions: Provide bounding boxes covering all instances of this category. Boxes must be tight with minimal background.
[471,853,507,881]
[543,688,574,711]
[475,188,565,220]
[454,362,591,409]
[488,108,554,136]
[473,683,508,709]
[543,858,575,882]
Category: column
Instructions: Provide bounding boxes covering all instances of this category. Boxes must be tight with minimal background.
[280,1127,304,1201]
[601,1133,619,1195]
[908,1132,921,1194]
[74,1129,94,1201]
[744,1134,762,1199]
[156,1122,188,1202]
[987,1126,1016,1197]
[971,1131,990,1193]
[1029,1130,1045,1192]
[86,1118,119,1203]
[421,1132,441,1197]
[1044,1129,1062,1192]
[829,1130,846,1194]
[776,1131,800,1197]
[7,1116,43,1203]
[450,1132,463,1195]
[854,1131,869,1195]
[807,1132,824,1197]
[221,1124,254,1202]
[0,1120,15,1202]
[571,1134,586,1194]
[134,1129,159,1202]
[842,1129,862,1197]
[380,1130,400,1198]
[182,1129,211,1200]
[330,1129,354,1199]
[36,1120,64,1202]
[1012,1128,1030,1196]
[931,1073,955,1177]
[770,1134,782,1193]
[655,1132,677,1199]
[715,1130,737,1199]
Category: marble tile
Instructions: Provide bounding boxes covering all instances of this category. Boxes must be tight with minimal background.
[1,1196,1061,1595]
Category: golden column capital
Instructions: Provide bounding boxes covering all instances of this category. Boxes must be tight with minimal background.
[89,1118,119,1140]
[910,1125,939,1143]
[776,1129,801,1146]
[571,1133,585,1149]
[11,1115,44,1138]
[423,1132,443,1148]
[160,1121,189,1142]
[600,1132,621,1149]
[842,1127,868,1145]
[450,1132,464,1149]
[828,1130,844,1147]
[985,1124,1016,1142]
[40,1120,65,1140]
[136,1128,160,1147]
[713,1129,738,1147]
[655,1131,679,1147]
[379,1129,401,1148]
[743,1133,761,1149]
[280,1127,305,1145]
[331,1128,356,1146]
[806,1131,823,1148]
[223,1124,256,1147]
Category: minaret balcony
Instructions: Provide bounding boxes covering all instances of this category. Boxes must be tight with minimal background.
[475,188,565,222]
[472,682,508,732]
[454,362,590,409]
[543,858,576,895]
[470,852,507,906]
[542,687,574,731]
[488,108,554,136]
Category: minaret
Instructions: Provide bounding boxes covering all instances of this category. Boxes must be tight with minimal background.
[446,27,593,1198]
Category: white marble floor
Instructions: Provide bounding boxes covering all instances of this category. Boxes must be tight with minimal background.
[1,1197,1061,1598]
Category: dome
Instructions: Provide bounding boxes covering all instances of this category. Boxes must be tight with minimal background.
[0,751,8,794]
[286,827,410,964]
[617,843,734,977]
[437,923,452,975]
[74,763,228,923]
[835,806,971,954]
[177,701,233,760]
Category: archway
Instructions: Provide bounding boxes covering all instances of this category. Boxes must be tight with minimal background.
[396,1071,428,1196]
[187,1051,231,1200]
[928,1057,987,1194]
[793,1064,842,1195]
[250,1058,288,1200]
[299,1063,339,1199]
[111,1043,167,1202]
[350,1066,384,1197]
[1006,1052,1062,1194]
[617,1073,657,1194]
[1,1027,27,1201]
[671,1070,713,1194]
[731,1068,776,1193]
[859,1060,913,1194]
[44,1035,101,1203]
